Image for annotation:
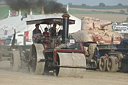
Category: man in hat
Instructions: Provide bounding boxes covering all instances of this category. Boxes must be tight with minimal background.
[32,24,42,43]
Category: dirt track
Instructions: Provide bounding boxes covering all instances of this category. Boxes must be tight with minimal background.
[0,61,128,85]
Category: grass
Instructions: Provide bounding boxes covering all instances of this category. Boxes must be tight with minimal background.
[0,5,42,19]
[0,5,11,19]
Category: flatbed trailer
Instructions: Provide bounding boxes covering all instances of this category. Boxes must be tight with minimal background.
[86,39,128,72]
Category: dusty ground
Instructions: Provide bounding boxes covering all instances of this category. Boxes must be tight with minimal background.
[0,61,128,85]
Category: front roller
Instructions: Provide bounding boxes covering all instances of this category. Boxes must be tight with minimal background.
[55,53,86,78]
[28,44,45,75]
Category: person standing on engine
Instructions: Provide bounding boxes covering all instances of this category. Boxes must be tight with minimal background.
[49,23,57,38]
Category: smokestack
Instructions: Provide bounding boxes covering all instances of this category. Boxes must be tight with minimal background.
[41,7,44,15]
[19,9,21,16]
[30,8,32,15]
[62,13,70,44]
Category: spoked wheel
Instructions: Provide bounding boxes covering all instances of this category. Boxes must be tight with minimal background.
[107,56,118,72]
[99,56,107,71]
[10,50,21,71]
[28,44,45,75]
[54,52,86,77]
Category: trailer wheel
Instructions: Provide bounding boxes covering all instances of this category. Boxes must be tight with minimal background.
[10,50,21,71]
[99,56,107,71]
[120,63,128,73]
[107,56,118,72]
[88,44,97,59]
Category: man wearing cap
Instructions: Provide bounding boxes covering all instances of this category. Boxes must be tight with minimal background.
[32,24,41,43]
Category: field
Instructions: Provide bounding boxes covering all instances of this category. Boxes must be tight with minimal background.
[69,8,128,22]
[0,61,128,85]
[72,14,128,22]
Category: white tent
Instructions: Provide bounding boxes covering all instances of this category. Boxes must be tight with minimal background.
[0,13,81,41]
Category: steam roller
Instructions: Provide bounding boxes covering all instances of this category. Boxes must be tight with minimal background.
[28,44,86,77]
[25,13,86,77]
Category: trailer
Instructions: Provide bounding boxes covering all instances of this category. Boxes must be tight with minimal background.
[85,38,128,72]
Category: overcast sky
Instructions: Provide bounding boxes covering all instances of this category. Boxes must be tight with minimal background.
[57,0,128,5]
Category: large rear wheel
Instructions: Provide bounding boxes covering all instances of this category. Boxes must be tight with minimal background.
[107,56,118,72]
[28,44,45,75]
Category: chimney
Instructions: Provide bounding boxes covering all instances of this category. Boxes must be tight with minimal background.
[41,7,44,15]
[62,13,70,44]
[30,8,32,15]
[19,9,21,16]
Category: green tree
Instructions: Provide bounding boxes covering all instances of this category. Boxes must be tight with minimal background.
[81,4,86,8]
[99,3,105,7]
[117,3,123,6]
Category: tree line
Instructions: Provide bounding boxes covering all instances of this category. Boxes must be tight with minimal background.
[67,3,128,9]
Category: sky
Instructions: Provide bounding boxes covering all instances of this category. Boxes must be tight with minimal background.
[57,0,128,5]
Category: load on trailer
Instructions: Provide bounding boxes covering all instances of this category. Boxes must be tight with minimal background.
[10,13,86,77]
[71,17,128,72]
[71,17,122,69]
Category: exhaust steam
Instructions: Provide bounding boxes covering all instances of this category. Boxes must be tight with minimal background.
[5,0,67,14]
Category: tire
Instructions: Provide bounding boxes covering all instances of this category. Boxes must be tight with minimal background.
[120,63,128,73]
[107,56,118,72]
[10,50,21,71]
[88,44,97,59]
[99,56,107,71]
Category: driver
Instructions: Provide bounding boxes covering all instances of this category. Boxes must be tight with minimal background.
[32,24,41,43]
